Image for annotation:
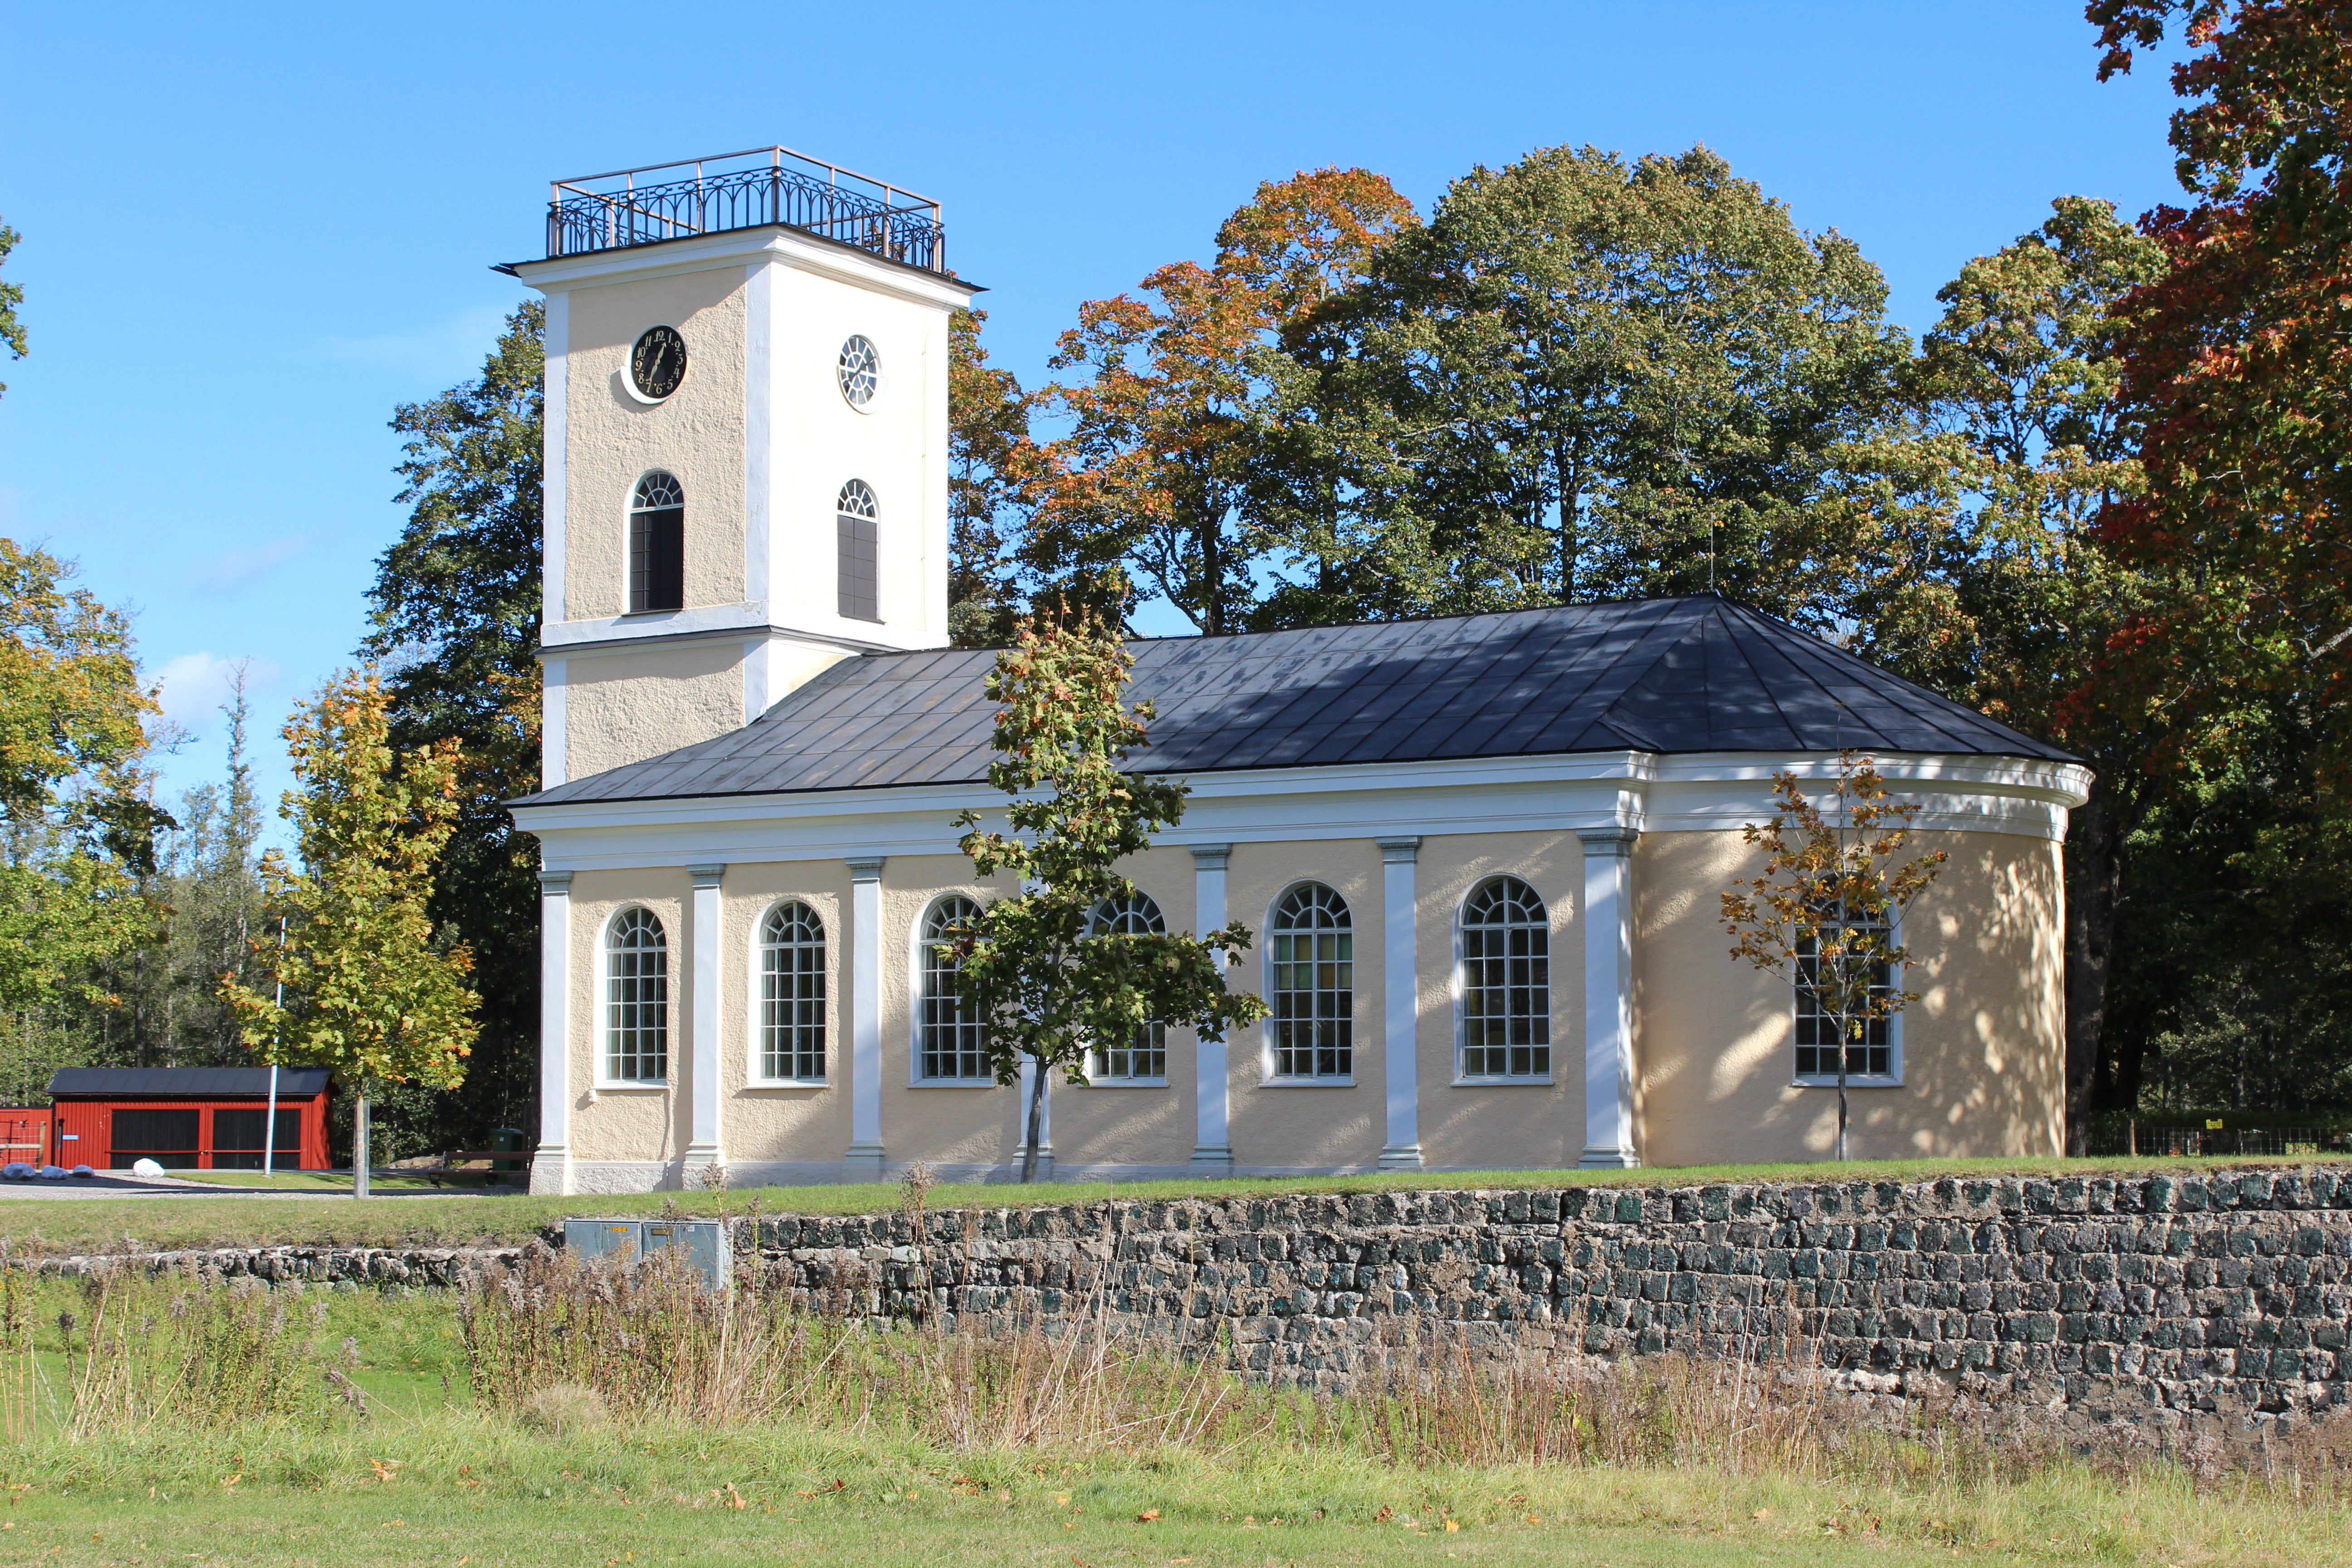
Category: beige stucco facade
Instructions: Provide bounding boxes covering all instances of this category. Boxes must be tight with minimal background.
[529,811,2068,1194]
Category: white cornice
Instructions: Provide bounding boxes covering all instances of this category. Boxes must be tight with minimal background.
[510,226,978,312]
[512,747,2087,869]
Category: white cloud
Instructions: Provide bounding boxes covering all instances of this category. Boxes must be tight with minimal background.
[151,652,277,727]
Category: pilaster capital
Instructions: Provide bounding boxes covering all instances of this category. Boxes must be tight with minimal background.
[1575,826,1640,858]
[1188,843,1232,871]
[538,869,575,896]
[845,855,887,883]
[1375,836,1422,865]
[688,863,727,889]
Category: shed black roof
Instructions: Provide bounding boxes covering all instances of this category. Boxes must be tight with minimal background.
[47,1068,332,1098]
[518,596,2075,809]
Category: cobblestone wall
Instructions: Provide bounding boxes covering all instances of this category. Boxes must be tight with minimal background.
[735,1166,2352,1438]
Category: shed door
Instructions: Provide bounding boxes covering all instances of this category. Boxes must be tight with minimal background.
[111,1109,200,1169]
[211,1108,301,1170]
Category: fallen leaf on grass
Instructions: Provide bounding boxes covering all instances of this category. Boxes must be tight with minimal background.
[1136,1509,1160,1523]
[1374,1507,1393,1523]
[1444,1519,1460,1533]
[1754,1508,1771,1519]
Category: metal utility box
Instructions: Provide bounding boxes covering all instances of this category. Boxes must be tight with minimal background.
[562,1217,731,1289]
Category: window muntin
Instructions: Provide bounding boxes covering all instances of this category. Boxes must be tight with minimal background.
[1794,917,1896,1081]
[837,478,881,623]
[1269,883,1352,1079]
[1460,876,1550,1079]
[605,907,669,1082]
[837,334,880,407]
[1085,893,1166,1082]
[919,895,989,1081]
[628,471,686,613]
[759,901,826,1082]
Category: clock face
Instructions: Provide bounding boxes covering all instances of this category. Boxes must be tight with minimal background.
[630,325,688,401]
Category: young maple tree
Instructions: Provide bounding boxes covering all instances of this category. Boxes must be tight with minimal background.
[222,669,479,1197]
[1720,751,1948,1161]
[948,594,1266,1183]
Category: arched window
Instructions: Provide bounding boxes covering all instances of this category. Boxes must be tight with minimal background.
[1269,883,1352,1079]
[1085,893,1166,1081]
[629,471,685,613]
[919,895,988,1081]
[759,902,826,1082]
[1459,877,1550,1079]
[837,479,880,622]
[1795,912,1896,1082]
[605,907,668,1082]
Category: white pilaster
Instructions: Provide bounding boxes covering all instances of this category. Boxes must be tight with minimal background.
[542,288,568,625]
[743,260,776,610]
[1577,828,1640,1168]
[685,864,727,1175]
[1377,836,1424,1170]
[1190,844,1233,1176]
[846,856,887,1181]
[529,870,574,1195]
[541,657,567,789]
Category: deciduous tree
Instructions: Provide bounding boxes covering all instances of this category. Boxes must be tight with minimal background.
[948,308,1029,647]
[223,671,478,1197]
[947,593,1267,1181]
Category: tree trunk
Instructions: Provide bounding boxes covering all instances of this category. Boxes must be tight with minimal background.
[1019,1058,1048,1185]
[2063,777,2126,1155]
[354,1086,372,1200]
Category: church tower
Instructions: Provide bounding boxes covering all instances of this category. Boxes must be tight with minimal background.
[507,148,977,787]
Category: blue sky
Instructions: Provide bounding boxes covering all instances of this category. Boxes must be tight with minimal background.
[1,2,2186,848]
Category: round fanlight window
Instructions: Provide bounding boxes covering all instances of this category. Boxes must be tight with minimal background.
[836,335,880,409]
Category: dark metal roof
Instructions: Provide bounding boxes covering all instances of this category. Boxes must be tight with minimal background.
[47,1068,332,1098]
[517,597,2076,809]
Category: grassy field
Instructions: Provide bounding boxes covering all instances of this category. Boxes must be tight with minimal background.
[3,1152,2343,1256]
[0,1258,2343,1566]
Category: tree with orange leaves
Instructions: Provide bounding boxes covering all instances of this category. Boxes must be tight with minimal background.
[1013,169,1418,636]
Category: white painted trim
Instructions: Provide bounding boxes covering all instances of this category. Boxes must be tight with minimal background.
[1377,837,1421,1170]
[685,865,725,1171]
[512,225,980,313]
[1789,902,1908,1089]
[744,262,775,612]
[1190,844,1232,1173]
[540,657,567,790]
[530,872,574,1196]
[847,858,884,1172]
[542,289,568,626]
[594,902,674,1091]
[1259,879,1359,1087]
[1450,873,1563,1086]
[746,897,832,1087]
[1577,829,1639,1169]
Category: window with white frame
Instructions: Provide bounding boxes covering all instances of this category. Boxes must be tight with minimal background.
[605,907,668,1082]
[1269,883,1352,1079]
[1794,915,1896,1081]
[837,479,881,623]
[759,901,826,1081]
[628,471,685,613]
[919,896,989,1081]
[1085,893,1166,1082]
[1459,876,1550,1079]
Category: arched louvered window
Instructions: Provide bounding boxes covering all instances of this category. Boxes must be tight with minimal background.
[605,907,668,1082]
[1459,877,1550,1079]
[1269,883,1352,1079]
[629,471,685,613]
[1085,893,1167,1082]
[759,901,826,1082]
[837,478,880,623]
[919,895,988,1081]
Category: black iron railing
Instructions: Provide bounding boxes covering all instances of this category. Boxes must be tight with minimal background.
[548,147,946,273]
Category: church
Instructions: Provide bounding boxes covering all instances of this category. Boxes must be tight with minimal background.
[502,148,2088,1196]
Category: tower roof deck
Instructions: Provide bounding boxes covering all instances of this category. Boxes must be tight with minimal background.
[545,145,947,274]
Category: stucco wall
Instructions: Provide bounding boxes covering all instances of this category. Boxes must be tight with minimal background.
[1633,829,2065,1166]
[564,870,690,1167]
[563,268,750,621]
[551,824,2066,1184]
[562,640,746,782]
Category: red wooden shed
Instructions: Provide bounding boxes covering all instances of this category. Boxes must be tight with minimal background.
[0,1109,51,1166]
[47,1068,333,1171]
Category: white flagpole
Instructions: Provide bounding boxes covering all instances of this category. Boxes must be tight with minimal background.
[263,1063,279,1178]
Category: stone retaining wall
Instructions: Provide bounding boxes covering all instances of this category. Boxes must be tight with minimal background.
[730,1166,2352,1439]
[19,1245,521,1288]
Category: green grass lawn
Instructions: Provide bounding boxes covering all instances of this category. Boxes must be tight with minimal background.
[1,1152,2343,1257]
